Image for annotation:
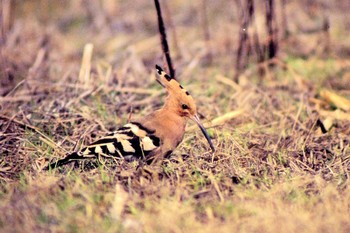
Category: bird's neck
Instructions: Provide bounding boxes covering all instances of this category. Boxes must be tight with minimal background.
[154,106,187,127]
[139,106,187,136]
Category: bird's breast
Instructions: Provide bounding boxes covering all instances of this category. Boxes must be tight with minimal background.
[141,116,187,152]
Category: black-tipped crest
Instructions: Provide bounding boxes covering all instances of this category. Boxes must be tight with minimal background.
[155,64,162,75]
[156,65,173,80]
[155,64,174,81]
[155,64,191,95]
[164,74,171,81]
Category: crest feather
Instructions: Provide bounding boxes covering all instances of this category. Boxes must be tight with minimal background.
[155,65,191,96]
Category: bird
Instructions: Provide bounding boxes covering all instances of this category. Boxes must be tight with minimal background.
[45,65,215,169]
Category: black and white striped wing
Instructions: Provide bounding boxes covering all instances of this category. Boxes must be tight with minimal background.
[80,122,160,159]
[45,122,161,169]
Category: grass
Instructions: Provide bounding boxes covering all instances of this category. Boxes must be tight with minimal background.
[1,0,350,232]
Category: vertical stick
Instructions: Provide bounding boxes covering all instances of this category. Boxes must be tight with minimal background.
[265,0,278,60]
[79,43,94,87]
[323,15,330,56]
[154,0,175,79]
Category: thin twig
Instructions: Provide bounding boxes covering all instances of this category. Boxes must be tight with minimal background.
[154,0,175,78]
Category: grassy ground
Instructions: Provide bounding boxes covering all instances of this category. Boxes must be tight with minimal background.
[1,1,350,232]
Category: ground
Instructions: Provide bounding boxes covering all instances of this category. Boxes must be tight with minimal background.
[1,1,350,232]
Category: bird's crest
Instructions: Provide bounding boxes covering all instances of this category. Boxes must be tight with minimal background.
[154,65,214,152]
[155,65,196,115]
[155,65,191,96]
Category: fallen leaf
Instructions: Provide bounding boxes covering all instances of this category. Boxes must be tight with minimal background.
[320,89,350,112]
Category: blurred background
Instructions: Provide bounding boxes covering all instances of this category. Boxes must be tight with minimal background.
[1,0,350,94]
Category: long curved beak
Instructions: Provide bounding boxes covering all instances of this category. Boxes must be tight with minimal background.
[191,114,215,152]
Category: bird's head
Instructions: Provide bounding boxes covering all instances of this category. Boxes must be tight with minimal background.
[155,65,215,152]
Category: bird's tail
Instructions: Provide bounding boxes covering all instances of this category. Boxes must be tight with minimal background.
[44,152,86,170]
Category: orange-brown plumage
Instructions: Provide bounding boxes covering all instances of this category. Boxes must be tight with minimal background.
[45,65,214,169]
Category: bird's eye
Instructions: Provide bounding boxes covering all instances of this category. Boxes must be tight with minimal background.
[181,104,189,110]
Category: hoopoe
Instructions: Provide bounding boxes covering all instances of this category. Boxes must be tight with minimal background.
[45,65,214,169]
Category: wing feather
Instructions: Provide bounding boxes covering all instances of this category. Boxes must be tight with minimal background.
[45,122,161,169]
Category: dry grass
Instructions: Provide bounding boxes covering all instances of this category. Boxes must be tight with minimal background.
[1,1,350,232]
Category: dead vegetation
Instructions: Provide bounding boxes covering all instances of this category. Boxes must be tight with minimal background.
[1,0,350,232]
